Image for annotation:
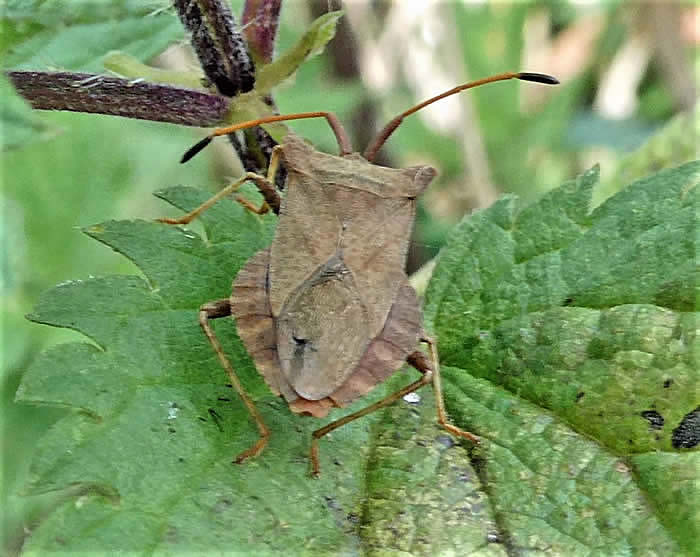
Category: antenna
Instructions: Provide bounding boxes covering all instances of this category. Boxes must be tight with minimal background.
[363,72,558,162]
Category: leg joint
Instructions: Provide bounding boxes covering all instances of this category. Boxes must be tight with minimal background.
[407,350,433,375]
[199,299,232,321]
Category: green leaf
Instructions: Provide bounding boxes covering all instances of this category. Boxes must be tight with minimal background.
[424,161,699,554]
[0,74,52,151]
[1,110,232,552]
[361,387,504,555]
[17,163,698,553]
[256,11,344,94]
[2,1,182,72]
[102,50,205,90]
[595,110,700,206]
[17,186,492,553]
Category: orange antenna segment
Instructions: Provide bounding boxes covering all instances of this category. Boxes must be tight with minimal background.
[363,72,559,162]
[181,111,352,163]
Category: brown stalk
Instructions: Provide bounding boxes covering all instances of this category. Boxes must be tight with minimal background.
[6,71,229,127]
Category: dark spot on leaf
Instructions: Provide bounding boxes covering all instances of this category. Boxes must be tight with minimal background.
[458,469,472,482]
[165,526,178,544]
[436,435,454,448]
[487,532,501,543]
[292,335,308,346]
[575,391,585,402]
[198,416,207,422]
[663,378,673,388]
[333,459,342,466]
[208,408,224,432]
[461,336,481,350]
[641,410,664,430]
[168,426,176,433]
[213,497,233,514]
[225,383,233,388]
[178,457,185,463]
[470,454,487,475]
[217,396,231,402]
[563,297,574,306]
[672,407,700,449]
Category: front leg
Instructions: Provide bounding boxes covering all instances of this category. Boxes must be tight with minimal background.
[157,171,281,225]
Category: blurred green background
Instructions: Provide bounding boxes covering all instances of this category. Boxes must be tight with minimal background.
[1,1,697,552]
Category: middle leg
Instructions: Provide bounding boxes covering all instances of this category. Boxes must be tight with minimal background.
[199,299,270,463]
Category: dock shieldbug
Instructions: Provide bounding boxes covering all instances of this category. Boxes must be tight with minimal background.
[160,71,558,475]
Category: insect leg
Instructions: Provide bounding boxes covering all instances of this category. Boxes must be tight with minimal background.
[234,171,281,215]
[232,144,287,214]
[266,144,284,184]
[156,171,281,225]
[199,299,270,464]
[419,335,480,444]
[309,370,435,477]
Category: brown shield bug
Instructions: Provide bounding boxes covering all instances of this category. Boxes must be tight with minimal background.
[159,71,558,475]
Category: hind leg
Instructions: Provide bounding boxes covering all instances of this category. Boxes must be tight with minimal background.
[308,336,478,476]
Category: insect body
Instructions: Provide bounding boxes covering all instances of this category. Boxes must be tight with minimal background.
[235,136,436,417]
[161,71,558,475]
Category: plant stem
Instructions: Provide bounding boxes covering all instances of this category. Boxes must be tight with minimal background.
[7,71,229,127]
[173,0,255,96]
[242,0,282,64]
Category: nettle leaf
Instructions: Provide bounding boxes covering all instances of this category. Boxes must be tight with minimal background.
[595,110,700,206]
[424,161,699,554]
[17,163,698,554]
[2,1,182,72]
[102,50,205,90]
[0,73,52,150]
[17,186,495,554]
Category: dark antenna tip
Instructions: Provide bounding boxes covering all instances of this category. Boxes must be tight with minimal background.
[516,72,560,85]
[181,136,213,163]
